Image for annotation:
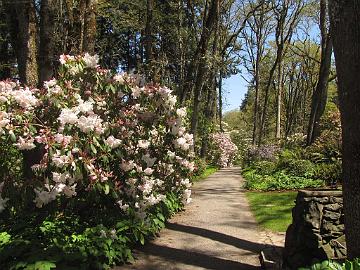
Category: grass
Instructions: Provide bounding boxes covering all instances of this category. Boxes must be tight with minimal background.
[192,166,219,182]
[246,191,297,232]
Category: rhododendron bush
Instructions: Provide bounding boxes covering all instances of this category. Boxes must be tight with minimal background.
[0,54,194,218]
[209,132,238,167]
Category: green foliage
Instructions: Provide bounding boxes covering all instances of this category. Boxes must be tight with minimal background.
[0,192,183,270]
[313,162,342,186]
[192,158,207,178]
[192,166,219,182]
[245,160,277,175]
[299,258,360,270]
[243,169,324,191]
[284,159,315,178]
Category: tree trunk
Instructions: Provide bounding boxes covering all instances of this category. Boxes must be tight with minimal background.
[5,0,39,86]
[145,0,154,80]
[306,0,332,145]
[218,69,224,132]
[83,0,97,54]
[39,0,56,83]
[190,0,219,144]
[329,0,360,259]
[276,60,283,140]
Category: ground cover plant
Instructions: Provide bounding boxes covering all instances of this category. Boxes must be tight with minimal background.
[299,258,360,270]
[245,191,297,232]
[0,54,195,269]
[242,141,341,191]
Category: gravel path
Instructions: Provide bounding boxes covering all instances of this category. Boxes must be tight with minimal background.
[115,167,284,270]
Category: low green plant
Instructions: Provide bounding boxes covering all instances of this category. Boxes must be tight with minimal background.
[299,258,360,270]
[0,192,183,270]
[313,162,342,186]
[243,169,324,191]
[251,160,277,175]
[285,159,315,178]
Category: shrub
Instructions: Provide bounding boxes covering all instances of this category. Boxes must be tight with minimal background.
[285,159,315,178]
[192,157,207,178]
[0,54,194,268]
[313,161,342,186]
[248,161,277,175]
[243,170,324,191]
[245,144,280,164]
[208,132,238,167]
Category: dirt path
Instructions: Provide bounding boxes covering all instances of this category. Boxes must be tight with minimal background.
[115,167,283,270]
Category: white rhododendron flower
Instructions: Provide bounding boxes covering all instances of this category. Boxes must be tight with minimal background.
[120,160,135,172]
[176,107,187,117]
[52,151,72,168]
[143,168,154,176]
[33,186,57,208]
[59,54,74,64]
[58,108,79,125]
[14,137,36,150]
[83,53,99,68]
[77,114,104,134]
[0,111,10,129]
[0,53,194,219]
[131,86,142,98]
[12,88,39,109]
[105,136,122,149]
[44,79,62,95]
[174,137,190,151]
[113,73,125,84]
[138,140,150,149]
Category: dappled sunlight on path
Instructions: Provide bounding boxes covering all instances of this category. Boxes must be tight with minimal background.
[115,167,281,270]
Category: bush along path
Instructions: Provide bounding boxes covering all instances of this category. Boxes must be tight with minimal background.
[116,167,282,270]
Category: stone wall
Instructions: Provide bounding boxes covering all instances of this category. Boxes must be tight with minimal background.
[283,189,345,269]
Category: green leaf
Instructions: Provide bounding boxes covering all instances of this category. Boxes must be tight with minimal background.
[9,132,16,142]
[90,144,97,154]
[157,213,165,221]
[139,234,145,245]
[104,184,110,195]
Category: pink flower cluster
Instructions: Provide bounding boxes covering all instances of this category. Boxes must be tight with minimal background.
[210,133,238,167]
[0,54,194,219]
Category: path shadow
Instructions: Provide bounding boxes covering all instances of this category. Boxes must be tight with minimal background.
[141,242,260,270]
[166,222,266,252]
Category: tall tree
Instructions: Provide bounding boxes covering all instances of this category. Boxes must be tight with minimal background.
[329,0,360,259]
[306,0,332,145]
[258,0,303,144]
[39,0,56,82]
[5,0,38,86]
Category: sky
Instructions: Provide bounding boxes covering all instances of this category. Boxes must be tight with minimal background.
[222,72,248,112]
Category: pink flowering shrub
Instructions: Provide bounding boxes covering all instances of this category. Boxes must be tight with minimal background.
[0,54,194,219]
[209,132,238,167]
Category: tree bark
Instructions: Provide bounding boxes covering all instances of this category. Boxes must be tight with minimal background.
[190,0,219,144]
[329,0,360,259]
[306,0,332,146]
[39,0,56,83]
[218,69,224,132]
[276,60,283,140]
[83,0,97,54]
[145,0,154,80]
[5,0,38,86]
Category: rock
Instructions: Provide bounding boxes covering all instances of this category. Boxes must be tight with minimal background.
[320,243,334,258]
[304,202,323,229]
[324,203,342,212]
[283,190,346,270]
[323,210,341,220]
